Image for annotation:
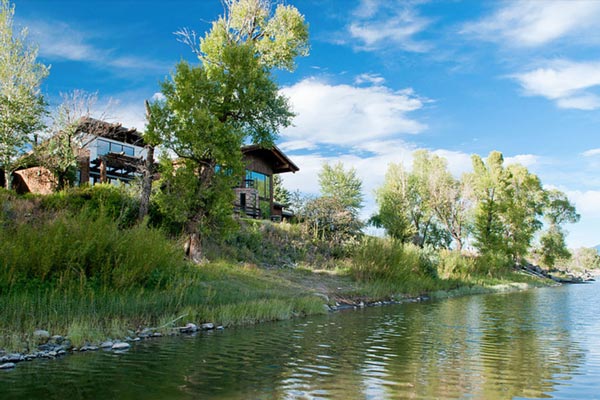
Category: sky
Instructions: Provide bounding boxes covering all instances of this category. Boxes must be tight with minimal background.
[12,0,600,248]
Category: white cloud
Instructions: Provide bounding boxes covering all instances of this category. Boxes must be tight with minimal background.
[582,148,600,157]
[505,154,539,168]
[151,92,166,102]
[463,0,600,47]
[432,149,473,176]
[280,78,427,150]
[26,19,170,73]
[278,140,318,152]
[566,190,600,219]
[512,60,600,110]
[346,1,431,52]
[556,94,600,110]
[355,73,386,85]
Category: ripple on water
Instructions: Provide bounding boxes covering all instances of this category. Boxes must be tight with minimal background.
[3,283,600,399]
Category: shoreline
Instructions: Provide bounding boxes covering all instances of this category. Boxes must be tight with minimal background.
[0,273,554,371]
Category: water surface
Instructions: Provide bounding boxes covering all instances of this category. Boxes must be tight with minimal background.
[1,282,599,399]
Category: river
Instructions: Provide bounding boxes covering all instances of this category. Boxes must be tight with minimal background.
[1,281,599,399]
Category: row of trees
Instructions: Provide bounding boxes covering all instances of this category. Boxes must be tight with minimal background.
[371,150,579,267]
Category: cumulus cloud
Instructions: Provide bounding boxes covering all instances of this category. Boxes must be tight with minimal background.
[462,0,600,47]
[345,1,431,52]
[512,60,600,110]
[505,154,540,168]
[279,78,427,150]
[566,190,600,219]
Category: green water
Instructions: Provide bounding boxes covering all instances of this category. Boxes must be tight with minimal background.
[1,282,599,399]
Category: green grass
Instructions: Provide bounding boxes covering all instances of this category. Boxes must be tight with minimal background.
[0,190,552,353]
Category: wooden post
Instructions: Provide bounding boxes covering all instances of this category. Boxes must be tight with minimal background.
[99,157,107,183]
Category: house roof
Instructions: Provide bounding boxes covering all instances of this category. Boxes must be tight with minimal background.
[76,117,144,146]
[242,144,299,174]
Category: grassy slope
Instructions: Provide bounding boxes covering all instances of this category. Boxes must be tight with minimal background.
[0,188,552,353]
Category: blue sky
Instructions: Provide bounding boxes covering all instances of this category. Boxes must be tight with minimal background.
[13,0,600,247]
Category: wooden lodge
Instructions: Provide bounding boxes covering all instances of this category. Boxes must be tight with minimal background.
[235,145,299,221]
[3,118,299,221]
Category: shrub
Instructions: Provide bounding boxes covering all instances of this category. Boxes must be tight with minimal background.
[0,210,183,290]
[351,237,438,283]
[41,185,139,227]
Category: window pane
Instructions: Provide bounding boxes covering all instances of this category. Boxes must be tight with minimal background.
[97,140,109,156]
[123,146,134,156]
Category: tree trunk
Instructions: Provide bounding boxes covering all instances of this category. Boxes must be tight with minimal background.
[99,158,107,183]
[4,169,12,190]
[138,145,155,222]
[184,232,204,263]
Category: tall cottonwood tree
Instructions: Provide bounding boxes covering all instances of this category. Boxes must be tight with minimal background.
[0,0,48,189]
[147,0,308,262]
[413,150,470,250]
[538,189,580,267]
[467,151,510,257]
[373,163,415,242]
[318,162,363,214]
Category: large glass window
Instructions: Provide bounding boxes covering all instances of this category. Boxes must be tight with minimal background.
[97,139,135,157]
[245,170,271,199]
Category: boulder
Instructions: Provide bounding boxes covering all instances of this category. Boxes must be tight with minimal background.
[179,323,198,333]
[100,341,114,349]
[111,342,130,350]
[201,323,215,331]
[33,330,51,343]
[0,362,15,370]
[79,345,99,352]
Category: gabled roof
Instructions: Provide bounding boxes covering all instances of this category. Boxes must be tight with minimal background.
[242,144,299,174]
[76,117,144,146]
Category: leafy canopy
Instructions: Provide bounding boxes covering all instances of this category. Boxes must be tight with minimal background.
[0,0,48,187]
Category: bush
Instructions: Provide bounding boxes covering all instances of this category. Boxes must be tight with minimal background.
[41,185,139,227]
[0,210,183,290]
[351,237,438,283]
[437,250,477,279]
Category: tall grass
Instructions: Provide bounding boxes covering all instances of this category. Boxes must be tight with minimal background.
[0,211,182,289]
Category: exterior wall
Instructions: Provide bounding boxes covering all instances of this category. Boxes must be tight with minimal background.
[242,153,275,218]
[13,167,55,195]
[76,134,146,185]
[243,153,274,176]
[233,187,261,218]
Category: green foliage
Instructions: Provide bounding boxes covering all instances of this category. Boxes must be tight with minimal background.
[558,247,600,271]
[204,218,345,268]
[0,210,182,290]
[0,0,49,188]
[304,196,362,246]
[467,152,546,263]
[147,46,294,259]
[436,250,477,279]
[538,226,571,268]
[273,174,290,204]
[40,184,139,227]
[35,90,101,190]
[197,0,309,72]
[351,237,438,284]
[318,161,363,212]
[373,163,415,242]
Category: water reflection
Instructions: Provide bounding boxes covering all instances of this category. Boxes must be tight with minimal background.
[1,283,597,399]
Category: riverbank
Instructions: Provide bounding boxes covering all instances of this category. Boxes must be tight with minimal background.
[0,260,552,367]
[0,187,558,366]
